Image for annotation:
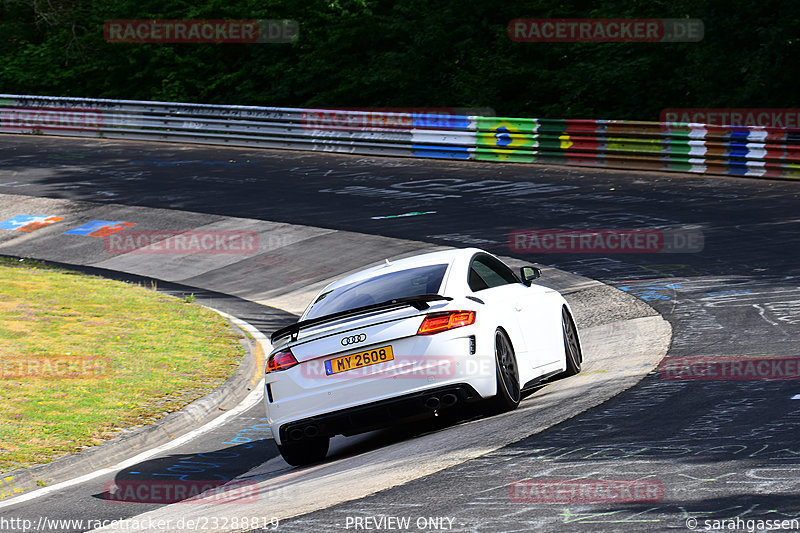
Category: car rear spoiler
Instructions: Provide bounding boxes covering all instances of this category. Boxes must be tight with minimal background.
[270,294,453,344]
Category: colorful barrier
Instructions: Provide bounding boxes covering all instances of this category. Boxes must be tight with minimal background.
[2,94,798,179]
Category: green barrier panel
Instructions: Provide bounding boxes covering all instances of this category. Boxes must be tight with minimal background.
[475,117,538,156]
[474,147,536,163]
[535,137,564,150]
[535,119,568,135]
[665,160,697,173]
[534,154,593,167]
[661,140,695,156]
[606,137,663,154]
[475,117,537,134]
[475,132,537,149]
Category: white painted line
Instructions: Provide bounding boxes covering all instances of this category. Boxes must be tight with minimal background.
[0,314,271,510]
[753,304,779,326]
[371,211,437,220]
[791,394,800,400]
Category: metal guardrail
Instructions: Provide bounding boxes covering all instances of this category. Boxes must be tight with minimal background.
[2,94,799,179]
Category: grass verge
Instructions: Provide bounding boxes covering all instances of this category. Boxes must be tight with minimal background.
[0,257,246,473]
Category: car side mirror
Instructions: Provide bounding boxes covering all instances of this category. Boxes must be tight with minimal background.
[520,266,541,286]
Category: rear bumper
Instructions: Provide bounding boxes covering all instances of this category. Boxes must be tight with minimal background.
[265,329,498,444]
[278,383,482,444]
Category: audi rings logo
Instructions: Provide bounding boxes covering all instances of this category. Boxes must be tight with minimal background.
[341,334,367,346]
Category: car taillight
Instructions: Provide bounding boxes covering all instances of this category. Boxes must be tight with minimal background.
[417,311,476,335]
[266,349,299,374]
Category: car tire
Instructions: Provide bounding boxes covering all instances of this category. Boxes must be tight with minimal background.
[277,436,330,467]
[560,306,582,377]
[490,328,521,412]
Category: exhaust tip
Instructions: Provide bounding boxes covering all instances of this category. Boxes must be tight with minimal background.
[288,428,304,441]
[441,393,458,407]
[304,425,320,438]
[424,396,441,410]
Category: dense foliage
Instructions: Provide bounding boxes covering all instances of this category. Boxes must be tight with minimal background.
[1,0,798,119]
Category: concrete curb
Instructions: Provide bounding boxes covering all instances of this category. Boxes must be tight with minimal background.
[0,299,269,502]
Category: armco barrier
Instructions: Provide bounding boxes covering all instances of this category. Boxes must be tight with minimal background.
[2,94,799,179]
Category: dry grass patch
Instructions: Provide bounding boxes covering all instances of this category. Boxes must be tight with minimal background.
[0,258,246,472]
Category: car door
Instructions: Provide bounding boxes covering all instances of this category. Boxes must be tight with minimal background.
[515,283,562,369]
[468,254,556,374]
[467,253,531,354]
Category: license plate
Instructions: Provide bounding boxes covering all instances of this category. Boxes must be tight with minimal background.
[325,345,394,376]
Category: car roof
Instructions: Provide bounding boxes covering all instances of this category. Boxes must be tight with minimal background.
[321,247,484,292]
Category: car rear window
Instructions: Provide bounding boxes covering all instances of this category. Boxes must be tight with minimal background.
[304,263,449,320]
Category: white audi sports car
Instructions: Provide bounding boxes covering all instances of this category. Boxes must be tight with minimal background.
[264,248,582,466]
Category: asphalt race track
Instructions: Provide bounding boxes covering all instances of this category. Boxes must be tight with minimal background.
[1,135,799,533]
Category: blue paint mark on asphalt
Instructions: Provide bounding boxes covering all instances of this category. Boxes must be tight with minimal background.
[63,220,135,237]
[220,420,272,449]
[619,282,682,301]
[705,289,752,297]
[0,215,62,231]
[128,420,273,483]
